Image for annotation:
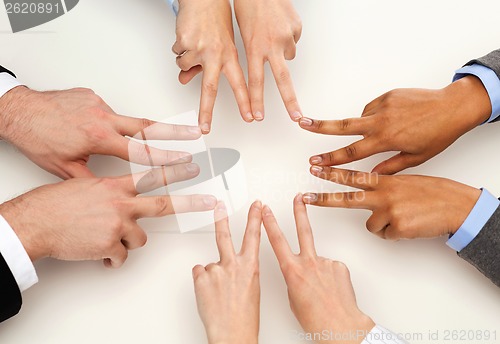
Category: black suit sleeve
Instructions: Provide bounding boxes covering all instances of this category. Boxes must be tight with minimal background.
[0,66,16,78]
[0,252,22,323]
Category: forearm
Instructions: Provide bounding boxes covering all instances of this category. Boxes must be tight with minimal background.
[0,85,34,143]
[443,75,491,130]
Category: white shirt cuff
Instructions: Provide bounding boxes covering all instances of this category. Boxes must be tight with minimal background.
[362,325,408,344]
[0,215,38,292]
[0,72,23,99]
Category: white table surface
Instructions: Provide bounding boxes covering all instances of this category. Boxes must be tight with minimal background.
[0,1,499,343]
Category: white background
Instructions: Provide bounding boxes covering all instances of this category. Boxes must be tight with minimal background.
[0,1,499,343]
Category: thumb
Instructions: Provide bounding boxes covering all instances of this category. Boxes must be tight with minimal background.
[372,152,420,175]
[65,162,95,178]
[179,66,203,85]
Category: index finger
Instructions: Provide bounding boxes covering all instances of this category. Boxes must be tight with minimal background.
[298,116,372,136]
[262,205,294,264]
[199,64,222,134]
[214,202,236,262]
[240,200,263,260]
[114,115,202,140]
[294,194,316,257]
[269,55,302,121]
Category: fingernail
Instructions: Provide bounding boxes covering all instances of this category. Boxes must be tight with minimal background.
[254,111,264,121]
[203,196,217,208]
[201,123,210,134]
[295,193,304,204]
[311,165,323,173]
[185,163,199,173]
[299,117,313,127]
[215,201,227,211]
[179,154,192,163]
[188,126,202,135]
[310,156,323,165]
[262,205,273,216]
[245,112,254,122]
[291,111,302,121]
[253,200,262,210]
[303,193,318,203]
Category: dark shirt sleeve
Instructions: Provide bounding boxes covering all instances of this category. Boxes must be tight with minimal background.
[0,252,22,323]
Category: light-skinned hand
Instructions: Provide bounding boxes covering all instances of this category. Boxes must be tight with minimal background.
[234,0,303,122]
[0,86,201,179]
[0,167,217,267]
[262,195,375,344]
[299,76,491,174]
[304,167,481,240]
[173,0,252,134]
[193,201,262,344]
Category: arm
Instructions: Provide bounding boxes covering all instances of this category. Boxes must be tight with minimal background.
[261,194,404,344]
[192,201,261,344]
[171,0,252,134]
[299,49,500,175]
[0,74,201,179]
[234,0,303,122]
[303,167,499,287]
[0,167,216,320]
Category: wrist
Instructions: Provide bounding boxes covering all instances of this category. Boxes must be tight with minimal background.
[442,75,492,129]
[0,86,37,143]
[0,199,49,262]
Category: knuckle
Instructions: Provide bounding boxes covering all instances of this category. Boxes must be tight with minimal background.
[155,197,172,216]
[345,144,357,158]
[202,81,218,97]
[338,118,350,131]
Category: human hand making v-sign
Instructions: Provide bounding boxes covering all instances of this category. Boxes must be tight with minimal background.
[299,75,491,174]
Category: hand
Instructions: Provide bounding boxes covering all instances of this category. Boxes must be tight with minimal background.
[234,0,302,121]
[299,76,492,174]
[0,166,217,267]
[304,167,481,239]
[0,86,201,179]
[173,0,252,134]
[262,195,374,344]
[192,201,262,344]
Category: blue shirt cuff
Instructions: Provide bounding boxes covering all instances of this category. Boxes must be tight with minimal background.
[166,0,179,16]
[447,189,499,252]
[453,64,500,123]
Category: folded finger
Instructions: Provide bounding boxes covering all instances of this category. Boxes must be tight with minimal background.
[177,51,200,71]
[179,66,203,85]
